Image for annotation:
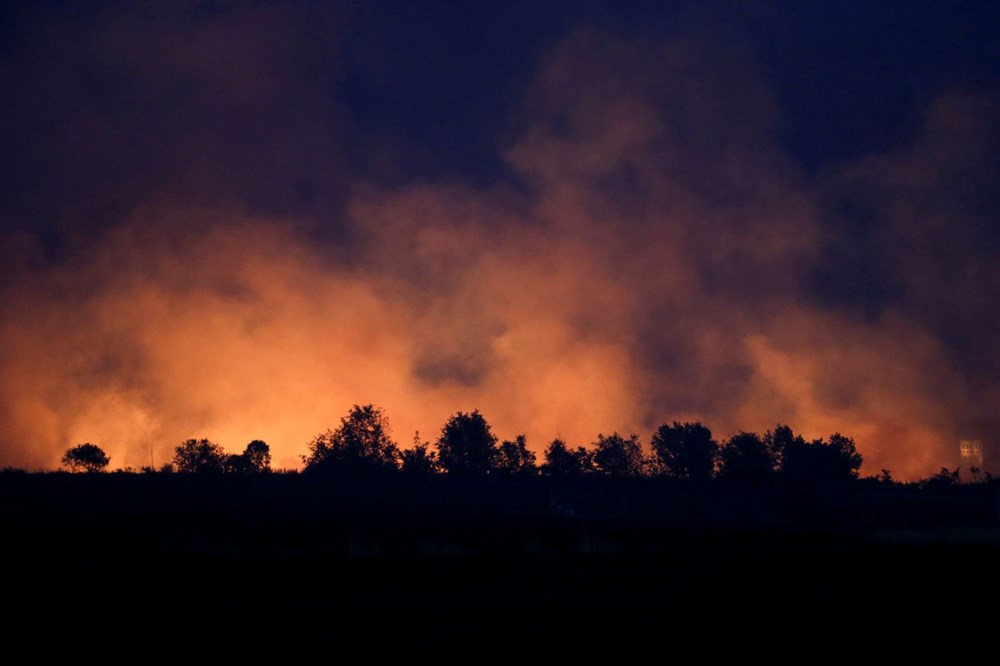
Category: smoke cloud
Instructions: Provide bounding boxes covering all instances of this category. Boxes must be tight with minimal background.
[0,8,995,478]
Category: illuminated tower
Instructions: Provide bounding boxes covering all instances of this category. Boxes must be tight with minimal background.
[959,440,984,468]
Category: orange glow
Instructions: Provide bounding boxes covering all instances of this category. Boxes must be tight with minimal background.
[0,193,966,479]
[0,28,990,482]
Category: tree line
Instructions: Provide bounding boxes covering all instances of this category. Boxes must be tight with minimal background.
[60,403,878,487]
[57,403,995,490]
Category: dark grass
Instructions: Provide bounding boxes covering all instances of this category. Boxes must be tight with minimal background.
[3,472,998,655]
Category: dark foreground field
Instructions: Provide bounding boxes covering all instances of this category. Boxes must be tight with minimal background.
[3,472,998,655]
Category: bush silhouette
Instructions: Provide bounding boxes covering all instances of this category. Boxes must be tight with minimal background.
[61,443,111,473]
[541,438,592,476]
[173,438,227,474]
[718,431,774,487]
[650,421,717,481]
[497,435,537,475]
[592,432,644,477]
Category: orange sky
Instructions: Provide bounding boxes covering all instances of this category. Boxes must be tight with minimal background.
[0,22,995,481]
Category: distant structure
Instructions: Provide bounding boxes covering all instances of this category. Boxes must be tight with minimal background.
[959,439,984,469]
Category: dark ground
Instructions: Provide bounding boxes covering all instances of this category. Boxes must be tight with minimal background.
[3,472,998,656]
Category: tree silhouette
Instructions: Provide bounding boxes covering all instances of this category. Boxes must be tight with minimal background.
[826,433,863,479]
[303,404,400,474]
[780,432,862,485]
[173,439,227,474]
[224,442,270,474]
[874,468,894,485]
[921,467,961,490]
[650,421,717,481]
[401,432,439,474]
[717,431,774,487]
[763,424,802,471]
[243,440,271,473]
[592,432,644,477]
[61,443,110,473]
[225,453,252,474]
[496,435,537,475]
[436,410,499,475]
[540,438,592,476]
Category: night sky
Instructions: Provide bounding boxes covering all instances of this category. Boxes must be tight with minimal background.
[0,1,997,478]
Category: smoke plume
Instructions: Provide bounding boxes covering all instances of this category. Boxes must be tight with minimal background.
[0,8,995,478]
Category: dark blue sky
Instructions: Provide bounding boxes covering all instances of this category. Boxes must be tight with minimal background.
[1,1,996,224]
[334,1,998,180]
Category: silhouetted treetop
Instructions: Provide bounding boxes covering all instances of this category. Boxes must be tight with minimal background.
[826,433,863,478]
[304,404,400,474]
[763,424,802,471]
[920,466,961,490]
[497,435,537,475]
[436,410,499,475]
[650,421,717,482]
[173,439,227,474]
[400,431,438,475]
[780,432,863,485]
[224,441,271,474]
[243,440,271,473]
[592,432,644,477]
[541,439,592,476]
[225,453,252,474]
[718,431,774,487]
[61,443,110,473]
